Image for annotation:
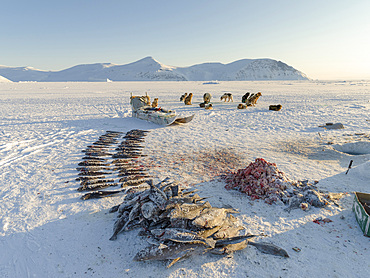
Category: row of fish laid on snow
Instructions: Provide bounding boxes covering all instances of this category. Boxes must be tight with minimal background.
[108,177,289,268]
[75,129,151,200]
[223,158,346,210]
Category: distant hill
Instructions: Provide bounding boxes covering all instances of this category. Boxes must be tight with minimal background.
[0,57,309,82]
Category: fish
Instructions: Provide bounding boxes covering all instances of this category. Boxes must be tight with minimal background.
[117,142,144,147]
[113,154,142,159]
[141,201,161,220]
[82,146,109,152]
[197,226,223,239]
[215,234,258,247]
[115,148,143,154]
[84,152,113,157]
[96,137,119,142]
[81,156,108,161]
[123,185,152,201]
[147,219,171,230]
[126,129,149,134]
[78,182,118,192]
[78,171,111,176]
[118,168,147,173]
[169,218,190,230]
[94,138,117,143]
[154,177,172,189]
[76,166,111,171]
[75,176,106,181]
[115,147,144,151]
[118,191,150,214]
[150,228,216,248]
[114,149,144,155]
[93,142,115,146]
[169,202,211,221]
[78,161,110,166]
[211,239,249,255]
[213,225,245,239]
[114,164,139,170]
[109,204,120,213]
[105,130,123,134]
[119,175,151,183]
[109,211,129,240]
[133,242,208,268]
[121,179,152,188]
[170,184,179,197]
[79,179,115,186]
[149,183,168,208]
[86,145,110,149]
[112,159,132,164]
[158,178,174,189]
[125,133,146,138]
[160,182,181,199]
[248,241,289,258]
[118,172,149,178]
[81,189,122,200]
[304,189,328,207]
[192,207,238,229]
[212,215,245,239]
[122,202,142,227]
[167,195,207,206]
[285,194,304,211]
[123,137,145,142]
[115,166,143,171]
[180,189,199,197]
[123,218,143,231]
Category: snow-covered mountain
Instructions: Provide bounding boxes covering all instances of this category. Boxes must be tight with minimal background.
[0,74,12,83]
[0,57,308,82]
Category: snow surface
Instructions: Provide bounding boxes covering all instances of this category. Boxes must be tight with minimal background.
[0,80,369,277]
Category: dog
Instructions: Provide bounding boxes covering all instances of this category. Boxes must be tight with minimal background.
[151,98,158,108]
[237,103,247,109]
[205,103,213,110]
[184,93,193,105]
[130,93,150,105]
[246,92,262,106]
[142,92,150,105]
[241,92,250,103]
[180,93,188,102]
[203,93,212,103]
[220,93,233,102]
[269,104,282,111]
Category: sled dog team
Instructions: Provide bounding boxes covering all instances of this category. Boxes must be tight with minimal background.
[179,91,267,109]
[132,91,280,111]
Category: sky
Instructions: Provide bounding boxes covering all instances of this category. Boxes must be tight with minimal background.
[1,0,370,80]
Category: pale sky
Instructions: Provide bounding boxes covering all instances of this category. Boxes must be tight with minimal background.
[1,0,370,80]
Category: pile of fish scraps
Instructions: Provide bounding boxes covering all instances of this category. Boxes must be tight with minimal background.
[223,158,345,210]
[76,129,151,200]
[108,177,289,268]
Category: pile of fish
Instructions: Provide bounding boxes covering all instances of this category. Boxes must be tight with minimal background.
[76,129,151,200]
[223,158,343,210]
[280,181,345,212]
[108,177,289,268]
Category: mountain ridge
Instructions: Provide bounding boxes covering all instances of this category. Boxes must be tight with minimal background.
[0,56,309,82]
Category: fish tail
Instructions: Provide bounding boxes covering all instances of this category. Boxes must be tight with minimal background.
[109,233,117,241]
